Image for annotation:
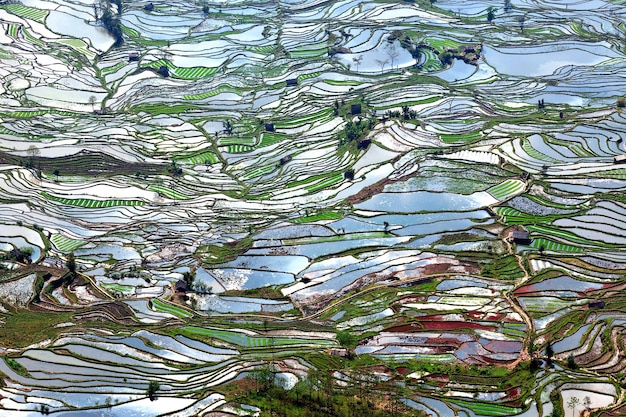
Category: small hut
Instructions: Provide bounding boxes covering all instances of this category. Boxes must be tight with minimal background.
[614,155,626,164]
[511,230,532,245]
[279,155,292,166]
[175,279,189,293]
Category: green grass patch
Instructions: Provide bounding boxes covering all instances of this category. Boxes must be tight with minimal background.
[175,150,219,165]
[219,136,256,146]
[292,211,343,223]
[184,86,232,100]
[152,299,193,318]
[243,164,275,179]
[100,61,127,76]
[7,24,19,38]
[226,144,254,153]
[0,309,72,348]
[423,37,461,52]
[527,225,610,248]
[487,179,525,200]
[1,4,48,23]
[419,48,443,72]
[55,38,94,58]
[5,357,31,377]
[589,168,626,180]
[41,192,145,208]
[148,185,191,200]
[101,283,134,294]
[174,66,219,80]
[521,139,561,163]
[22,29,44,47]
[258,132,289,148]
[530,238,583,253]
[449,399,521,416]
[182,326,334,348]
[50,234,85,252]
[323,79,362,87]
[372,95,441,110]
[274,108,334,129]
[142,59,218,80]
[304,173,344,193]
[0,48,14,59]
[121,25,140,38]
[440,131,481,143]
[290,47,327,59]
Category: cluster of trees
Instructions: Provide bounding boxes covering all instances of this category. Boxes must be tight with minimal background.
[340,118,375,146]
[247,364,426,417]
[147,380,160,401]
[95,0,124,46]
[385,105,418,121]
[1,247,33,264]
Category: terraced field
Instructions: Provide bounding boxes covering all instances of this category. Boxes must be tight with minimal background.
[0,0,625,415]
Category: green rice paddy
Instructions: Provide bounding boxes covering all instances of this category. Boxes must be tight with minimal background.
[50,234,85,252]
[487,180,525,200]
[41,192,146,208]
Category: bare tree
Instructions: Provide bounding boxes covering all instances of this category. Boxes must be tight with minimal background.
[518,13,527,32]
[386,43,399,70]
[88,95,97,111]
[26,145,40,168]
[375,58,389,74]
[583,396,591,411]
[352,55,363,72]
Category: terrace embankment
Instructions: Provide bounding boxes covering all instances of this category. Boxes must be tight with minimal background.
[0,150,166,177]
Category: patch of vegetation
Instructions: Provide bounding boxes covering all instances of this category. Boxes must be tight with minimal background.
[198,237,254,266]
[5,357,31,377]
[0,309,72,348]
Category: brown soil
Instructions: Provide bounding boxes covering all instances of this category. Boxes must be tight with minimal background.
[73,301,138,325]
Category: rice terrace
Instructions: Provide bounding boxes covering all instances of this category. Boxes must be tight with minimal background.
[0,0,625,415]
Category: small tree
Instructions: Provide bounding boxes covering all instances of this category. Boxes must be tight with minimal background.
[157,65,169,77]
[439,50,453,66]
[518,14,527,32]
[567,396,580,417]
[250,364,273,393]
[336,330,357,358]
[88,95,97,111]
[545,340,554,359]
[223,120,233,135]
[53,169,60,182]
[583,396,591,411]
[147,380,160,401]
[352,54,363,72]
[567,354,577,369]
[386,43,399,70]
[26,145,40,168]
[375,58,389,74]
[66,251,76,274]
[193,280,212,294]
[487,7,495,22]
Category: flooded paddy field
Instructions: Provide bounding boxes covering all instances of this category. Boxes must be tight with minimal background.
[0,0,625,415]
